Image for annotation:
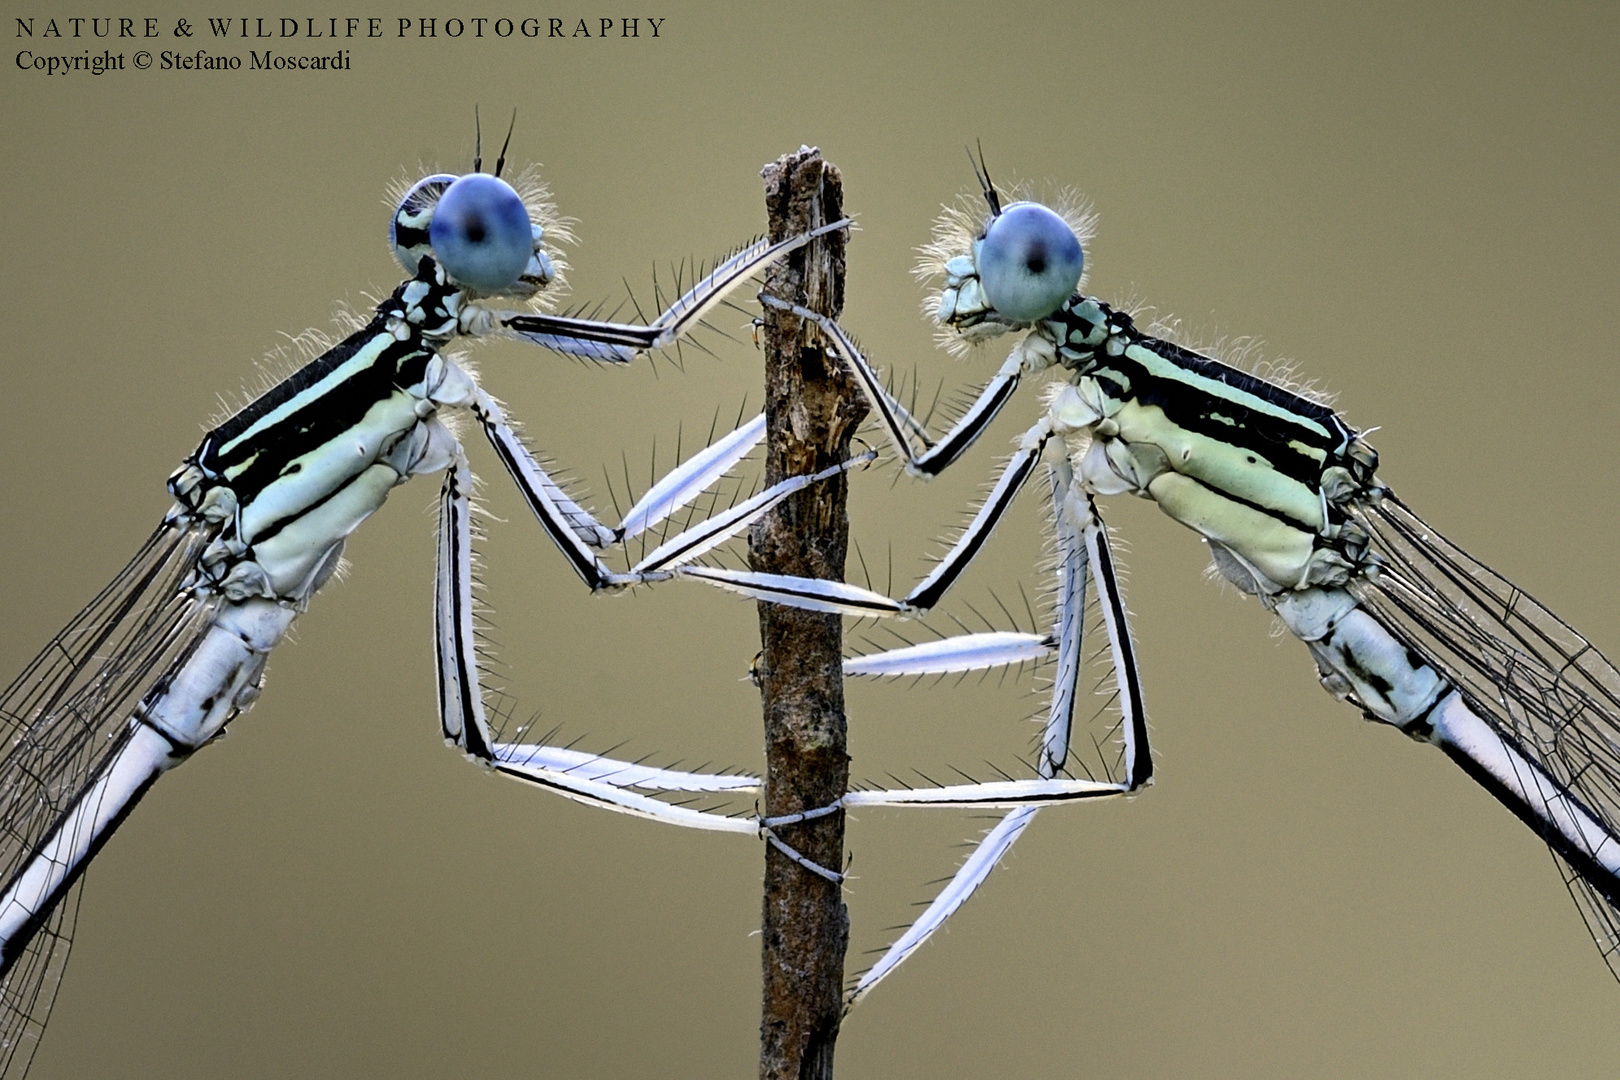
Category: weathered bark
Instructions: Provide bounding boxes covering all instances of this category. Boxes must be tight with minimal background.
[753,149,865,1080]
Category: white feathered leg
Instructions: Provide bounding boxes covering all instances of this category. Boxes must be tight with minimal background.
[846,462,1151,1004]
[681,417,1055,616]
[434,448,770,829]
[504,221,850,360]
[759,294,1040,477]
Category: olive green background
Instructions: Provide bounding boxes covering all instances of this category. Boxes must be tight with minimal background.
[3,2,1618,1077]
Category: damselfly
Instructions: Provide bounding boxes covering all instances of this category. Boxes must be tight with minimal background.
[688,156,1620,1002]
[0,131,853,1077]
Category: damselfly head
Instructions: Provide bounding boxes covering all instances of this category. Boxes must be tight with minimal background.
[977,202,1084,323]
[389,171,557,298]
[918,186,1093,353]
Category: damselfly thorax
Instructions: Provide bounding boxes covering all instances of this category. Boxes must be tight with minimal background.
[1027,295,1381,593]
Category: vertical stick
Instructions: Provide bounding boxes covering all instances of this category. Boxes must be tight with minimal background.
[753,149,865,1080]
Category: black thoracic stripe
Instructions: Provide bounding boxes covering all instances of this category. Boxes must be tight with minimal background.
[1090,355,1329,490]
[1062,299,1340,425]
[1163,468,1324,535]
[1059,300,1355,486]
[241,450,396,548]
[197,325,434,505]
[1438,730,1620,910]
[1107,339,1341,488]
[1143,332,1339,423]
[204,310,384,448]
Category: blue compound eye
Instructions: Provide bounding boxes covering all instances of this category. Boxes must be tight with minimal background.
[428,173,533,294]
[978,202,1083,323]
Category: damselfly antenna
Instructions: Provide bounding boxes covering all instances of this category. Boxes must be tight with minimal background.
[968,140,1002,217]
[472,106,518,177]
[495,109,516,179]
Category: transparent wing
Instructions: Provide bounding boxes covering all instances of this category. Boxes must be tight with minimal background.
[0,521,213,1078]
[1352,491,1620,980]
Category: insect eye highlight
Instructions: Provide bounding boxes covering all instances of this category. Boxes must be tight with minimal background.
[978,202,1083,323]
[428,173,533,294]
